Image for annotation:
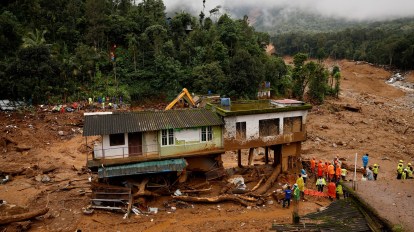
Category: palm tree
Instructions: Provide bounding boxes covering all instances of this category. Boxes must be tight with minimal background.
[22,29,47,48]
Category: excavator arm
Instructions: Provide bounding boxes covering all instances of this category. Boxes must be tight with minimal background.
[165,88,196,110]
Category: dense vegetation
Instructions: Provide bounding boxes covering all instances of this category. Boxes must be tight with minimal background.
[272,18,414,70]
[0,0,338,105]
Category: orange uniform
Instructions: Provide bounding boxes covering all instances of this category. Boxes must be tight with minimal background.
[335,165,341,178]
[328,164,335,181]
[327,182,336,199]
[317,161,323,177]
[310,158,316,173]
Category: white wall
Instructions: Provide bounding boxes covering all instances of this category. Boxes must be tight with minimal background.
[94,133,129,159]
[144,131,159,154]
[175,128,200,143]
[223,110,308,140]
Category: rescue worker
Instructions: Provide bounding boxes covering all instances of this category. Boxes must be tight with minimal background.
[296,174,305,200]
[372,164,379,180]
[335,182,343,200]
[318,160,324,177]
[310,157,316,174]
[335,164,341,181]
[362,153,369,170]
[407,163,413,179]
[283,185,292,208]
[317,161,324,178]
[324,161,329,180]
[366,167,374,180]
[301,169,308,184]
[328,162,335,182]
[327,181,336,200]
[397,162,404,179]
[341,167,348,181]
[316,176,326,192]
[402,169,407,180]
[293,184,300,204]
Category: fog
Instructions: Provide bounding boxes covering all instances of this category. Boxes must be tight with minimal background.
[162,0,414,21]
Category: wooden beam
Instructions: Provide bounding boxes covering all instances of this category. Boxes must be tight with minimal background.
[237,150,243,168]
[265,146,269,164]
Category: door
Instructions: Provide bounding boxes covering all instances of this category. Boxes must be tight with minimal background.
[128,132,142,156]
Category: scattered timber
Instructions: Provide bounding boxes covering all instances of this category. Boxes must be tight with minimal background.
[254,164,281,195]
[173,194,254,207]
[0,208,49,225]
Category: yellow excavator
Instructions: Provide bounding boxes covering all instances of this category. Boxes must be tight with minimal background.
[165,88,197,110]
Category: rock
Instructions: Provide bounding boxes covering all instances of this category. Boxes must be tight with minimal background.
[35,174,51,182]
[15,144,32,152]
[24,168,36,178]
[58,131,64,136]
[321,125,329,129]
[332,143,337,148]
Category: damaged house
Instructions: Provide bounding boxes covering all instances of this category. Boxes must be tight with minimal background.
[207,99,311,172]
[83,99,311,176]
[83,109,225,178]
[82,99,311,213]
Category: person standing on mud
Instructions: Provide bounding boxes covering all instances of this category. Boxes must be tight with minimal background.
[397,162,403,179]
[296,174,305,200]
[372,164,379,180]
[282,185,292,208]
[310,157,316,174]
[327,181,336,200]
[316,176,326,192]
[362,153,369,170]
[328,162,335,182]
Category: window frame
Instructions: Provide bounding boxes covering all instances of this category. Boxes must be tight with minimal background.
[259,118,280,137]
[236,121,246,140]
[109,133,125,146]
[161,129,175,146]
[201,126,213,142]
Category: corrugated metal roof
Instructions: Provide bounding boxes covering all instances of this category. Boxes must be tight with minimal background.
[83,108,223,136]
[98,158,187,178]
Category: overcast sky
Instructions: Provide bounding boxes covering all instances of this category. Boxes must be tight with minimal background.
[162,0,414,21]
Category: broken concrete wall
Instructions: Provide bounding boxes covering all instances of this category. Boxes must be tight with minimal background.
[222,110,308,150]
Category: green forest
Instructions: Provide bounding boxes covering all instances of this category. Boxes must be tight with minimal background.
[272,18,414,70]
[0,0,340,105]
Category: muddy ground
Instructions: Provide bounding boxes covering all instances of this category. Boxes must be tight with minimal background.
[1,59,414,232]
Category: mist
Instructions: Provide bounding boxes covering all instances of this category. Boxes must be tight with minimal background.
[162,0,414,21]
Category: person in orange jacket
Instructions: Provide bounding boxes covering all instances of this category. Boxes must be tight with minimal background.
[335,164,342,181]
[328,162,335,182]
[317,160,324,178]
[310,157,316,174]
[324,161,329,179]
[327,181,336,200]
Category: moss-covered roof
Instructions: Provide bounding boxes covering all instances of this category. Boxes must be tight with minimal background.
[206,99,312,117]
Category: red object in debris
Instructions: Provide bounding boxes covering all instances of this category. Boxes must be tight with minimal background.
[72,102,78,109]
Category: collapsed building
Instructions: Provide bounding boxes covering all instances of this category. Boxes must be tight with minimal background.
[82,99,311,213]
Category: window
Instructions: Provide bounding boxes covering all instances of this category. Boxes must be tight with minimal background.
[201,126,213,141]
[162,129,174,146]
[259,119,279,137]
[109,133,125,146]
[283,117,302,134]
[236,122,246,140]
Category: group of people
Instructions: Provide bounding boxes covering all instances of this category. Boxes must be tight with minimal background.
[309,156,347,182]
[397,160,413,179]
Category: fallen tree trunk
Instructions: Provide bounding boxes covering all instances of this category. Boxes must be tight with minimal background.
[180,187,212,193]
[254,164,281,195]
[173,194,253,207]
[251,176,266,192]
[0,208,49,225]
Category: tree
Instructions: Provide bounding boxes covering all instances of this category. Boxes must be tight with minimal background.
[291,53,308,100]
[22,29,47,48]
